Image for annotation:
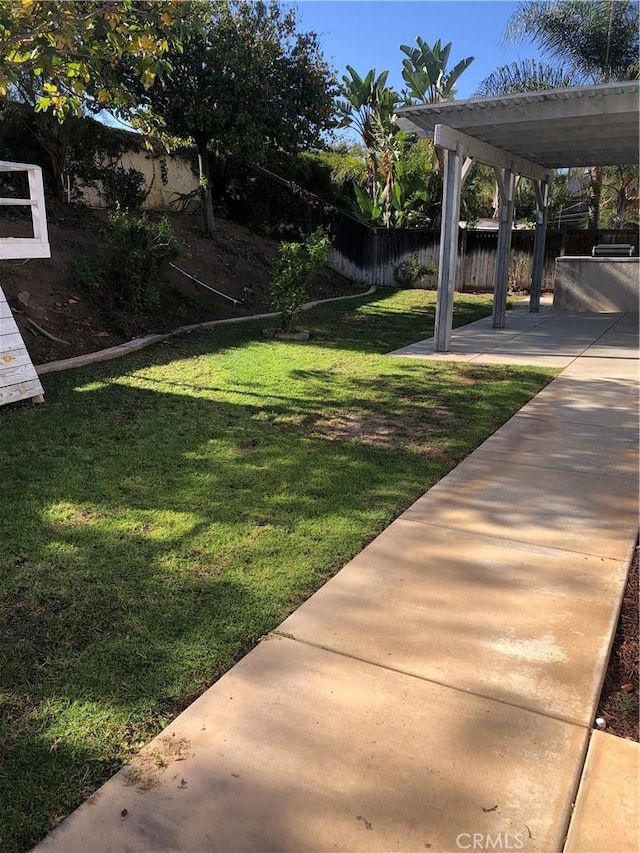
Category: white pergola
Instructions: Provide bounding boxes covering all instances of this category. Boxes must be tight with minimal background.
[395,82,640,351]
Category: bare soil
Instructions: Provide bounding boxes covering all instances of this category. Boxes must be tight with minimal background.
[597,544,639,741]
[0,205,361,364]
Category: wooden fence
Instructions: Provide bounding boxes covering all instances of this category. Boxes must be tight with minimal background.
[326,223,639,291]
[223,159,638,292]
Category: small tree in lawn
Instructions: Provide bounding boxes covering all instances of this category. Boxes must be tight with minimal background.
[138,1,336,236]
[271,229,331,333]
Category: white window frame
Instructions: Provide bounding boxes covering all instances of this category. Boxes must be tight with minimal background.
[0,161,51,259]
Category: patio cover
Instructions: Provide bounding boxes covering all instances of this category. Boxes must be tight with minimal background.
[395,82,640,351]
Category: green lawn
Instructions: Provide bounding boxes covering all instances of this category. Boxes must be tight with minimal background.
[0,291,556,851]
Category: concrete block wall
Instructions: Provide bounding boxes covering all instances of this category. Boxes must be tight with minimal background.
[553,257,639,312]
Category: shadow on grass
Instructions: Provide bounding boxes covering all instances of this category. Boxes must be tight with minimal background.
[37,290,490,379]
[300,291,494,356]
[0,375,483,851]
[1,323,551,853]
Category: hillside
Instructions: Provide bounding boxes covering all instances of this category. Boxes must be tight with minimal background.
[0,205,361,365]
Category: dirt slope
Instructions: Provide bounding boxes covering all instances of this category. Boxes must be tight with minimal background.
[0,206,360,364]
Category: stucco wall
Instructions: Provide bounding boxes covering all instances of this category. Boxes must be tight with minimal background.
[553,257,639,312]
[80,149,199,211]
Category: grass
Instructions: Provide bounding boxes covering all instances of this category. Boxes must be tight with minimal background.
[0,290,556,851]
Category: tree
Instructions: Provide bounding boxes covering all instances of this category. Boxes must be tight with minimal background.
[337,38,473,228]
[600,165,639,227]
[475,59,582,97]
[336,67,399,194]
[504,0,639,83]
[139,2,336,236]
[0,1,197,119]
[400,38,473,176]
[3,75,75,202]
[270,228,331,332]
[400,38,474,105]
[495,0,640,228]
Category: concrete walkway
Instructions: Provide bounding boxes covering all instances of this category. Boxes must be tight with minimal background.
[36,307,639,853]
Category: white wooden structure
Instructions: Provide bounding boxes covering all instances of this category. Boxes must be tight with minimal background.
[396,82,640,351]
[0,161,50,405]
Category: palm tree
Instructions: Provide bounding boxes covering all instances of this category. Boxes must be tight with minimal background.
[475,59,582,98]
[491,0,640,228]
[504,0,639,83]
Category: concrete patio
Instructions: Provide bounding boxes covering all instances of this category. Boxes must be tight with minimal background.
[36,305,639,853]
[390,298,639,369]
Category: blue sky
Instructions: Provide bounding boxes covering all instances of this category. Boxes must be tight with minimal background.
[292,0,541,99]
[105,1,543,133]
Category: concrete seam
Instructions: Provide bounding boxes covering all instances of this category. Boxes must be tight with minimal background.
[566,312,633,362]
[396,515,636,562]
[270,630,590,730]
[391,515,633,562]
[470,450,639,481]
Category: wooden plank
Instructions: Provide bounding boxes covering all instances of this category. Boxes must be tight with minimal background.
[0,198,36,206]
[492,168,515,328]
[530,180,550,312]
[493,166,508,204]
[481,234,492,291]
[0,314,20,336]
[0,332,27,352]
[466,114,637,141]
[0,283,44,406]
[0,376,44,406]
[0,361,39,389]
[398,85,639,130]
[0,159,49,171]
[0,348,36,369]
[0,301,14,320]
[460,157,474,186]
[464,129,639,156]
[27,167,49,247]
[434,147,462,351]
[0,239,50,260]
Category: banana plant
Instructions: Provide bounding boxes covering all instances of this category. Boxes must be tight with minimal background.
[352,181,386,226]
[390,169,433,227]
[353,162,438,229]
[336,65,399,193]
[400,38,474,105]
[336,66,398,145]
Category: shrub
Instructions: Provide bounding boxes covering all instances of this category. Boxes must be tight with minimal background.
[270,228,331,332]
[100,211,180,316]
[67,257,96,288]
[394,254,438,289]
[100,166,149,211]
[508,254,530,293]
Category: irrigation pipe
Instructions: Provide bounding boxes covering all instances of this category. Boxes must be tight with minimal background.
[169,263,243,307]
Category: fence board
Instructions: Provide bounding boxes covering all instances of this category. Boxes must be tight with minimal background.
[328,225,638,292]
[228,158,638,292]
